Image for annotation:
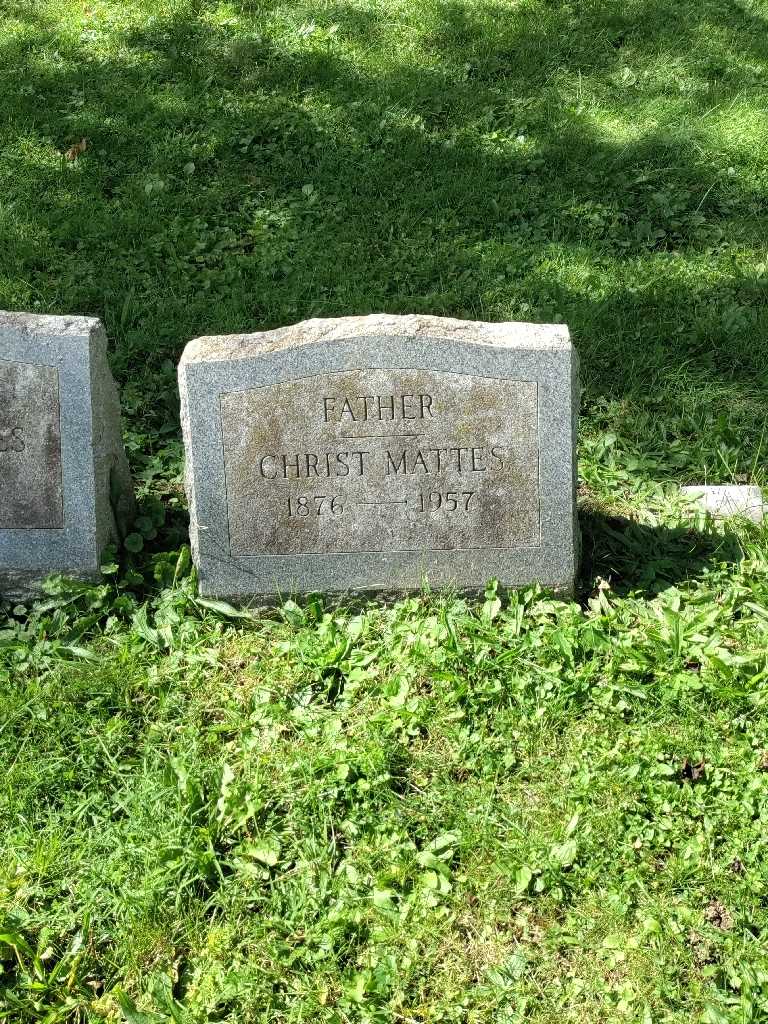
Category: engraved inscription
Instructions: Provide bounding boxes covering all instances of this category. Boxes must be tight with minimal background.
[0,360,64,530]
[221,370,540,556]
[221,371,539,555]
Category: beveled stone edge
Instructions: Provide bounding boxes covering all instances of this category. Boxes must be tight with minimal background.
[180,315,571,366]
[0,310,101,338]
[196,580,578,615]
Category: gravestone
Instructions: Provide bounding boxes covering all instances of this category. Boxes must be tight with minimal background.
[0,312,135,600]
[179,314,579,602]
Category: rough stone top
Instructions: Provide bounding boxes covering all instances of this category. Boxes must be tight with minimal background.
[0,310,101,338]
[180,314,572,366]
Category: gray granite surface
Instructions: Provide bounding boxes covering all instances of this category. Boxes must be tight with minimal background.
[0,311,135,600]
[179,314,579,602]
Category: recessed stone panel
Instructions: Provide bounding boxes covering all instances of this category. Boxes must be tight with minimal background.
[0,360,64,530]
[220,370,540,556]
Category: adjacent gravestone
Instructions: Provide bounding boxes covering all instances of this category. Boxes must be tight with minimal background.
[0,312,135,600]
[179,315,579,602]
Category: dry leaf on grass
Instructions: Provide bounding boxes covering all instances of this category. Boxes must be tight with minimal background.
[704,900,734,931]
[64,138,88,160]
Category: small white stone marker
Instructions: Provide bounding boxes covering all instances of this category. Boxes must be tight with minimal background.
[0,312,135,600]
[680,485,764,523]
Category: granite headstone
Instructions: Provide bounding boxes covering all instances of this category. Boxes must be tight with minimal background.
[0,312,135,600]
[179,315,579,601]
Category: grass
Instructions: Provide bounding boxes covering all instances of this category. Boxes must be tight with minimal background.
[5,565,768,1023]
[2,0,768,1020]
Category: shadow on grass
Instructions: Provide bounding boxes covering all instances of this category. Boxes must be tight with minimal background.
[578,510,743,598]
[0,0,767,464]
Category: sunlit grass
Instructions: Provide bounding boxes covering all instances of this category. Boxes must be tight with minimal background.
[2,0,768,1020]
